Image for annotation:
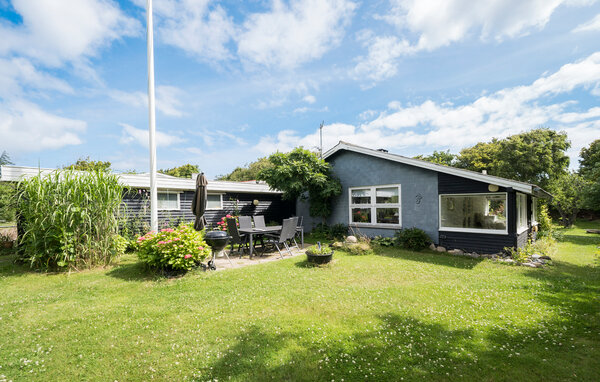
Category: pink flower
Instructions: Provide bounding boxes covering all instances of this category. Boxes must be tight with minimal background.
[198,246,204,251]
[161,229,168,232]
[173,238,180,241]
[226,214,232,218]
[184,254,192,259]
[166,240,172,243]
[137,236,145,241]
[158,241,166,245]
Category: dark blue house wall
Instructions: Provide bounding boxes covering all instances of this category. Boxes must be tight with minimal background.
[325,151,439,243]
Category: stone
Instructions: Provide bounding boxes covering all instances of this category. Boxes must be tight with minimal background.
[345,236,358,243]
[436,246,446,252]
[531,254,541,260]
[504,259,515,264]
[468,253,480,259]
[448,249,464,255]
[540,255,552,260]
[429,243,436,250]
[522,262,539,268]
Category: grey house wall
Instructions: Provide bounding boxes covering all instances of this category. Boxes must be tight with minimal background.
[325,151,439,242]
[122,190,293,233]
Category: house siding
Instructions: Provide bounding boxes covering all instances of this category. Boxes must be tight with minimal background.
[122,190,293,232]
[325,151,439,242]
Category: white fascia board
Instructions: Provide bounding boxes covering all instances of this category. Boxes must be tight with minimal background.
[324,143,534,194]
[0,166,281,194]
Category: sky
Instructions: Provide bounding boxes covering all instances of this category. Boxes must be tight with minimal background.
[0,0,599,178]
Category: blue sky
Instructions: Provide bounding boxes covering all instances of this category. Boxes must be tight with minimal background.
[1,0,599,178]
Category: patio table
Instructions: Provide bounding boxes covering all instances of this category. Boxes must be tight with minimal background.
[239,225,304,258]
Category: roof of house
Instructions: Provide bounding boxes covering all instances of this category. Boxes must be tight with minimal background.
[0,166,281,194]
[323,141,552,198]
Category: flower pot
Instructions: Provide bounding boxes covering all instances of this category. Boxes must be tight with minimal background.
[306,250,334,264]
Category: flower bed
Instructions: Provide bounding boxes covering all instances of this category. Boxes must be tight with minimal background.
[136,224,212,271]
[215,215,238,231]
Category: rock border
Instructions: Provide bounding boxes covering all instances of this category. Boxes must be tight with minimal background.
[429,244,551,268]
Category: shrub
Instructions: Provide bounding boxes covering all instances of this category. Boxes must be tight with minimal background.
[371,235,395,247]
[305,243,332,255]
[137,224,212,271]
[345,242,374,256]
[311,223,330,238]
[395,228,432,251]
[537,204,554,238]
[16,170,124,270]
[329,223,348,240]
[215,215,238,231]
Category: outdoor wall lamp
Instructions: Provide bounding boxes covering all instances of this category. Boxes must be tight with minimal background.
[253,199,259,206]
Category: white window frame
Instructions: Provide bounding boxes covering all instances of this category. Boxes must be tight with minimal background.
[531,196,538,226]
[157,190,180,211]
[439,192,508,235]
[516,192,528,233]
[206,193,223,210]
[348,184,402,228]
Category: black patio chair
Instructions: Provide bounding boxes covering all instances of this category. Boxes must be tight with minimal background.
[227,218,249,258]
[264,218,297,259]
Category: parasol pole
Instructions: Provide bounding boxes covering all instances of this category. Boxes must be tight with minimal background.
[147,0,158,232]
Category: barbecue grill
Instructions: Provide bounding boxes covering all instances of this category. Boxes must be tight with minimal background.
[204,230,231,270]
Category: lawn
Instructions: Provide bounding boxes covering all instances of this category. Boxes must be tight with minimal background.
[0,223,599,381]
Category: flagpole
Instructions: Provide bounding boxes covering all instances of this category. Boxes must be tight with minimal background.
[147,0,158,232]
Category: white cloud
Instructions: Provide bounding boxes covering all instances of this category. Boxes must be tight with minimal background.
[0,100,86,152]
[109,86,185,117]
[0,57,73,98]
[237,0,356,69]
[0,0,140,67]
[573,13,600,32]
[353,0,593,84]
[303,95,316,104]
[141,0,236,62]
[119,123,185,148]
[260,52,600,168]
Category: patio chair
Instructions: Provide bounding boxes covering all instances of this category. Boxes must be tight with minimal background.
[238,216,253,231]
[288,216,300,250]
[263,218,297,259]
[253,215,266,229]
[227,218,249,258]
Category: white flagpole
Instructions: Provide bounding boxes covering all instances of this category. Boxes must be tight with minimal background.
[147,0,158,232]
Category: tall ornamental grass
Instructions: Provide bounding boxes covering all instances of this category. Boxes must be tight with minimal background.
[17,170,125,270]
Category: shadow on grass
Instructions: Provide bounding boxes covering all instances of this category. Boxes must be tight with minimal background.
[195,307,599,381]
[105,261,163,281]
[558,234,600,247]
[375,247,483,270]
[0,252,34,277]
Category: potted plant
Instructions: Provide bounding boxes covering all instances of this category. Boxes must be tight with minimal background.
[305,242,334,264]
[0,232,14,249]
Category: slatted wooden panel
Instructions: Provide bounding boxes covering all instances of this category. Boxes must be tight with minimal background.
[439,231,516,254]
[121,190,294,232]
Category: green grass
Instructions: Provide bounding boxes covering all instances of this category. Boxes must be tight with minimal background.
[0,222,599,381]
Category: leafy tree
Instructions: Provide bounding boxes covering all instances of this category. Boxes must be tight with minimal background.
[579,139,600,178]
[456,129,570,188]
[158,164,200,178]
[414,150,457,166]
[64,157,111,172]
[0,151,14,166]
[582,163,600,211]
[216,157,272,181]
[548,172,588,227]
[258,148,341,220]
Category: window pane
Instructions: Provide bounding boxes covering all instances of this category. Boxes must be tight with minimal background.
[376,187,399,204]
[351,189,371,204]
[376,208,399,224]
[517,194,527,230]
[351,208,371,223]
[206,194,221,209]
[440,194,506,230]
[157,193,178,209]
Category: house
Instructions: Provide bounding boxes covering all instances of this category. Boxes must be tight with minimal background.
[298,141,551,254]
[0,166,294,230]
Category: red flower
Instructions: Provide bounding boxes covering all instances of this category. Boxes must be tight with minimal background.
[184,254,192,259]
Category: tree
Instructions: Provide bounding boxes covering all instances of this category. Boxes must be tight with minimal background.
[579,139,600,178]
[582,164,600,211]
[64,157,111,172]
[455,129,570,188]
[548,172,588,227]
[414,150,457,166]
[216,157,272,181]
[158,164,200,178]
[258,148,341,220]
[0,151,14,166]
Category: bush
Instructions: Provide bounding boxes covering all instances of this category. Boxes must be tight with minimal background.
[537,204,554,238]
[137,224,212,271]
[329,223,348,240]
[305,243,332,255]
[345,242,374,256]
[395,228,432,251]
[371,235,395,247]
[311,223,330,239]
[16,170,124,270]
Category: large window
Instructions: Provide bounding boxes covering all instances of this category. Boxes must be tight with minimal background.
[516,193,528,233]
[157,192,180,210]
[349,185,401,227]
[439,193,507,234]
[206,194,223,210]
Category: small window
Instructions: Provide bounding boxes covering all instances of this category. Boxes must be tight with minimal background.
[531,197,538,225]
[157,192,179,210]
[516,193,528,233]
[349,185,401,227]
[206,194,223,209]
[439,193,507,234]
